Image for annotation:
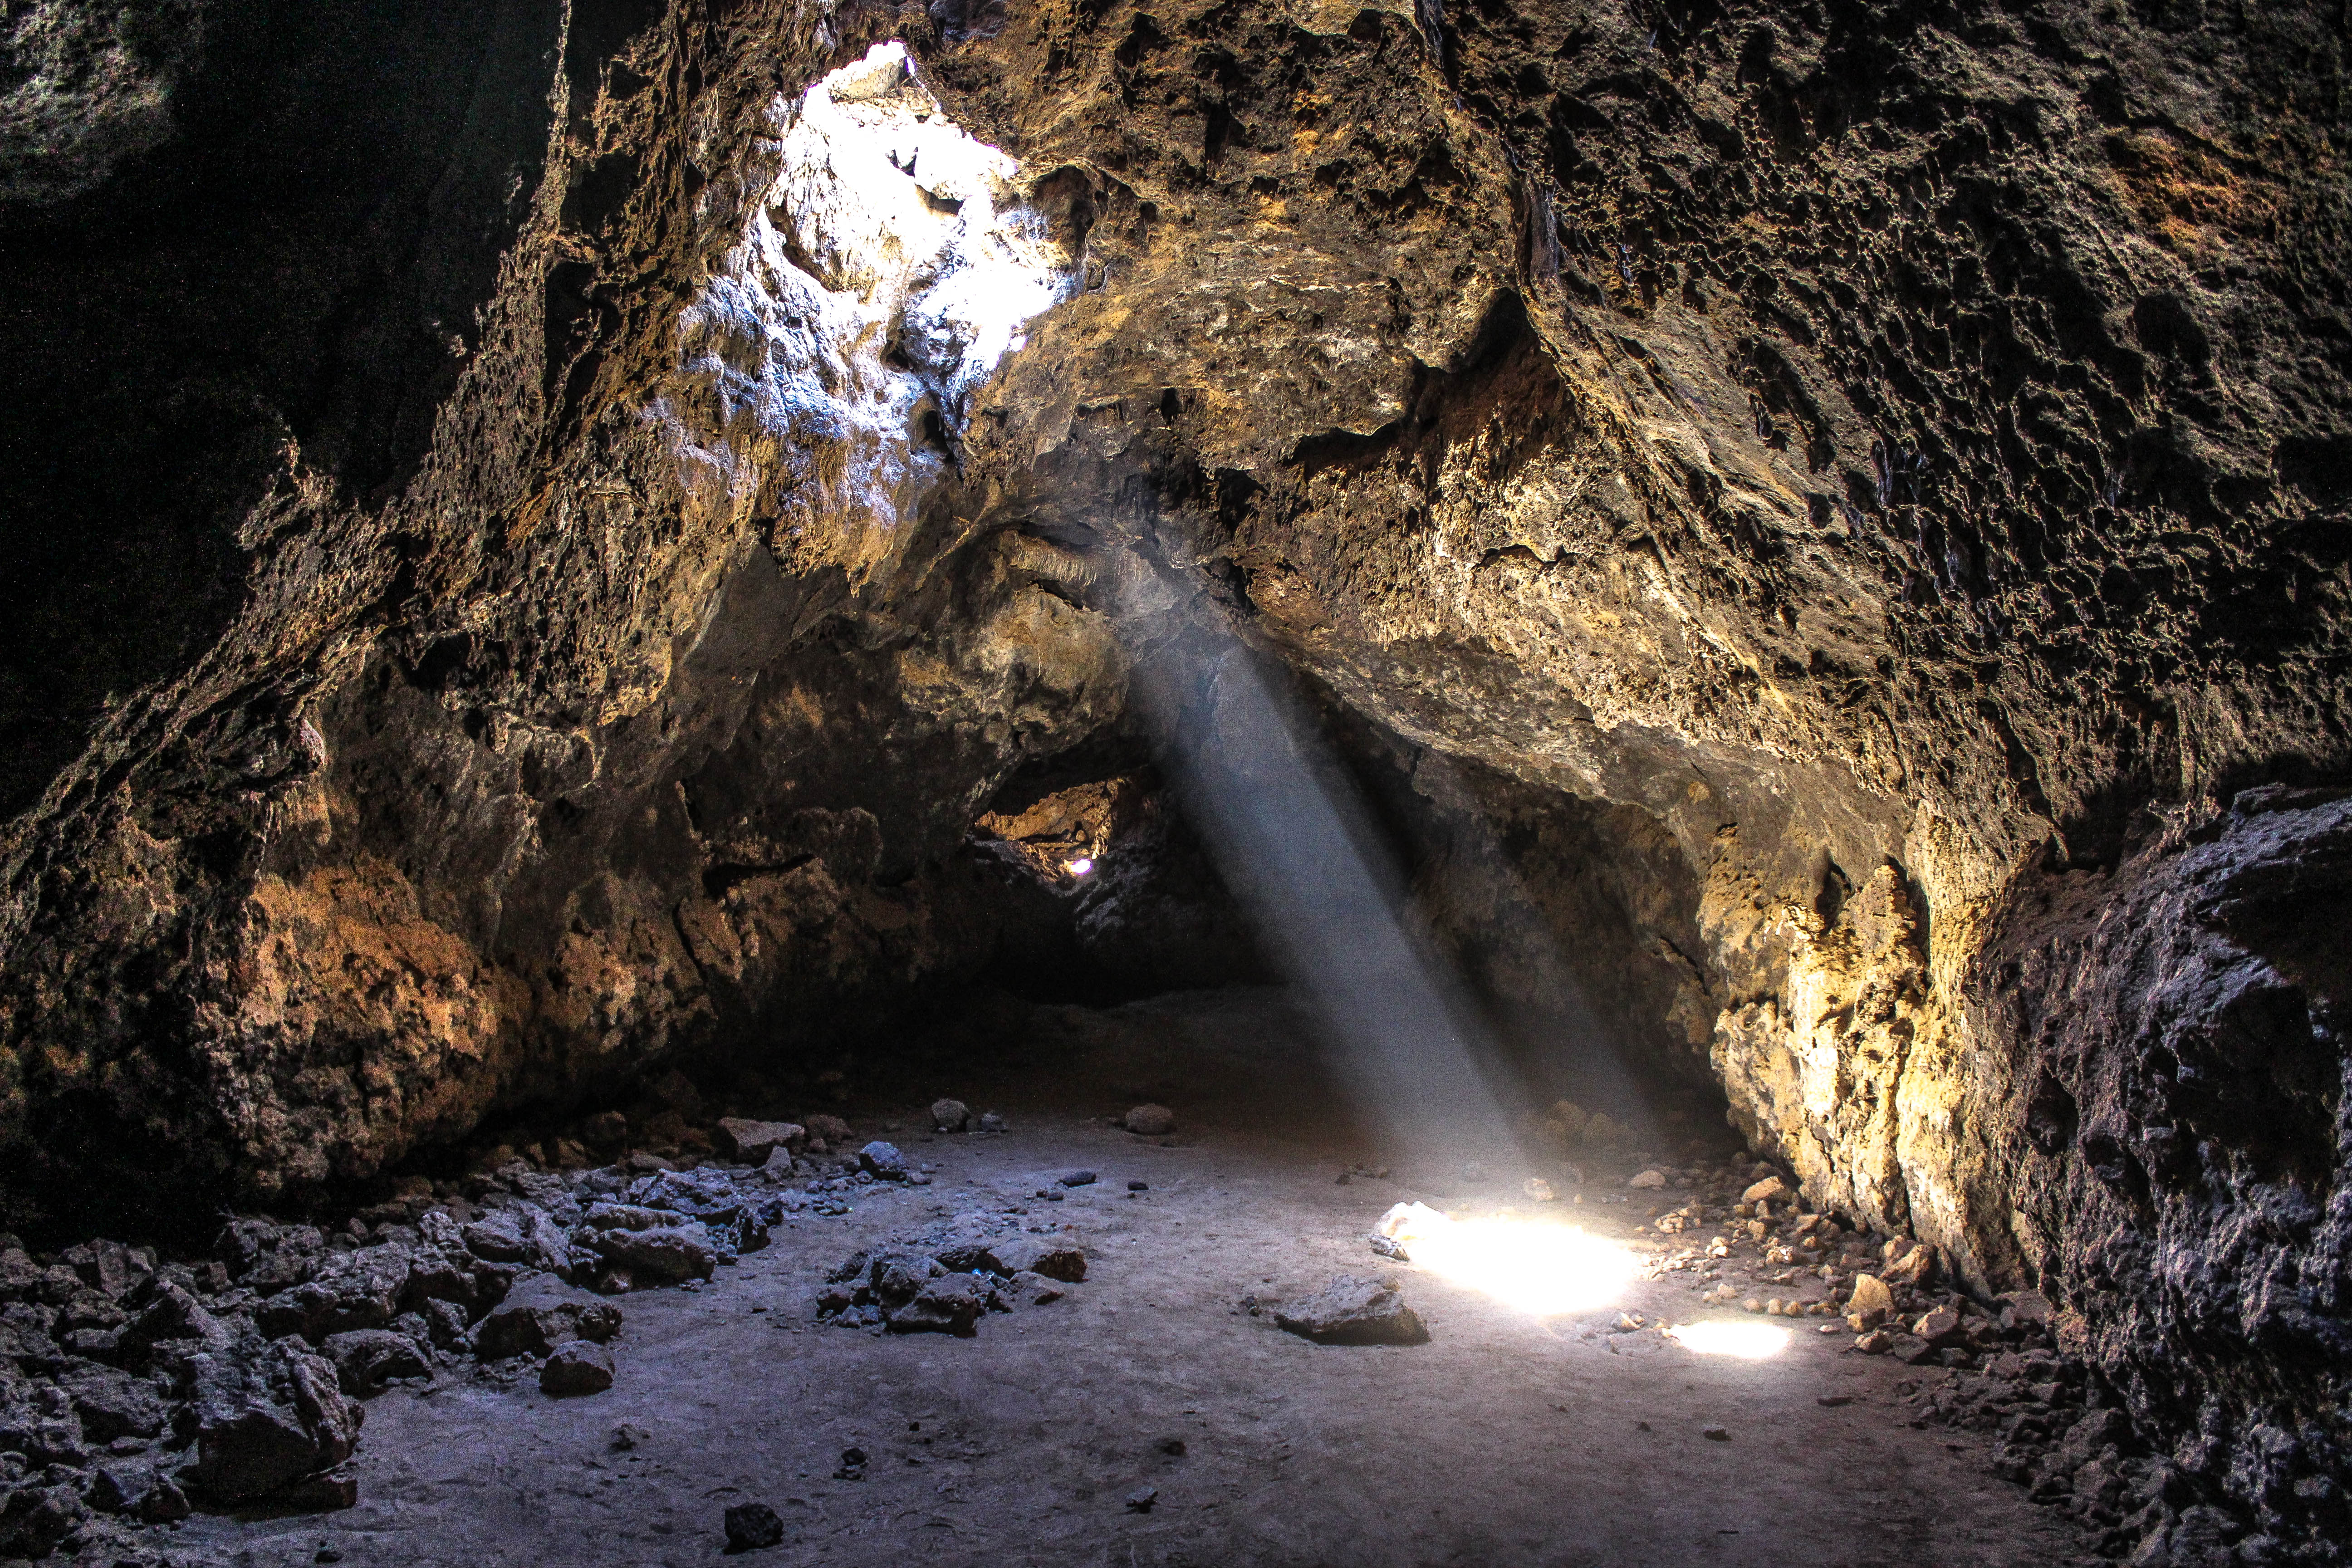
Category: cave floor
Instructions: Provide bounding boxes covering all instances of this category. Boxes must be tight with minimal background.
[174,988,2090,1568]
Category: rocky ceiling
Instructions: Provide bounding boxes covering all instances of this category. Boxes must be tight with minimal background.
[1,0,2347,1555]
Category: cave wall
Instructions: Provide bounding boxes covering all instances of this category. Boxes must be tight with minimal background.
[2,0,2349,1548]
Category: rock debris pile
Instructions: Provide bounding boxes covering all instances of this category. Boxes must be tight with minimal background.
[0,1111,987,1561]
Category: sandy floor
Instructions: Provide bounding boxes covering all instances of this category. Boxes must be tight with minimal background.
[172,990,2089,1568]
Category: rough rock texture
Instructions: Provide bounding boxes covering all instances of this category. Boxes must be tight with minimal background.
[2,0,2349,1555]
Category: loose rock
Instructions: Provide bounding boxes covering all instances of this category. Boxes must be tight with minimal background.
[724,1500,786,1551]
[539,1340,615,1396]
[930,1099,970,1132]
[1122,1104,1176,1136]
[1272,1276,1430,1346]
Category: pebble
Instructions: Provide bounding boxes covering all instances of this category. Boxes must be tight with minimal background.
[1702,1426,1731,1442]
[723,1501,785,1551]
[1127,1180,1150,1191]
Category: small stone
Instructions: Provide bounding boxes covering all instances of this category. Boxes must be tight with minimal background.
[858,1142,909,1181]
[1997,1289,2053,1328]
[1742,1298,1763,1314]
[1058,1169,1098,1188]
[1122,1104,1176,1136]
[1156,1437,1187,1456]
[1702,1426,1730,1441]
[610,1422,652,1451]
[1854,1329,1892,1354]
[1740,1176,1789,1205]
[1522,1178,1556,1202]
[724,1501,786,1551]
[1627,1169,1667,1190]
[930,1098,971,1132]
[977,1112,1007,1133]
[1126,1485,1159,1512]
[1127,1180,1150,1191]
[1817,1393,1856,1406]
[540,1340,615,1396]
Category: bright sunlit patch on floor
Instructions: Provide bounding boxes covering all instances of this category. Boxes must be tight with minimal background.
[1378,1201,1636,1318]
[1666,1320,1792,1359]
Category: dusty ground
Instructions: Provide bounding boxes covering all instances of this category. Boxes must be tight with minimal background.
[173,990,2089,1568]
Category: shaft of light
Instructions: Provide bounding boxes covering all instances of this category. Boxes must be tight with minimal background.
[1667,1321,1792,1358]
[1379,1202,1635,1317]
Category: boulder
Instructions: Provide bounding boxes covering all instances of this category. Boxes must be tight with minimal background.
[1549,1100,1589,1141]
[471,1275,623,1359]
[929,1099,970,1133]
[255,1243,412,1341]
[59,1240,150,1301]
[887,1274,988,1336]
[591,1226,715,1283]
[725,1501,786,1551]
[1741,1176,1789,1205]
[982,1235,1088,1283]
[55,1363,167,1440]
[540,1339,615,1396]
[1273,1276,1430,1346]
[857,1142,909,1181]
[180,1338,364,1504]
[803,1114,852,1148]
[716,1118,804,1162]
[1627,1168,1667,1190]
[1122,1104,1176,1136]
[320,1328,431,1395]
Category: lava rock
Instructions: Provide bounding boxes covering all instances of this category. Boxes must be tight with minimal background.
[1845,1273,1894,1327]
[887,1274,988,1336]
[540,1339,615,1396]
[930,1099,970,1132]
[725,1500,785,1551]
[857,1142,909,1181]
[180,1338,364,1504]
[716,1118,803,1162]
[1003,1269,1065,1308]
[1058,1169,1098,1188]
[255,1243,414,1341]
[319,1329,430,1396]
[1740,1176,1788,1205]
[590,1225,716,1284]
[1122,1104,1176,1136]
[472,1275,623,1358]
[1272,1276,1430,1346]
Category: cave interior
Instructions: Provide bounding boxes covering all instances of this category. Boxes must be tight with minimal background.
[0,2,2347,1565]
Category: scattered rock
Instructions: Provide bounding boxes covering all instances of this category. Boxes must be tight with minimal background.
[1627,1169,1667,1190]
[1272,1276,1430,1346]
[857,1142,910,1181]
[539,1340,615,1396]
[1156,1436,1187,1456]
[1003,1269,1065,1308]
[1740,1176,1788,1205]
[1583,1112,1626,1146]
[1855,1330,1893,1355]
[1522,1178,1556,1202]
[610,1421,652,1451]
[985,1236,1088,1282]
[1122,1104,1176,1136]
[1702,1426,1730,1441]
[1817,1394,1856,1407]
[715,1118,803,1162]
[803,1115,853,1149]
[724,1500,786,1551]
[977,1112,1007,1133]
[1126,1485,1159,1513]
[930,1099,970,1132]
[1058,1169,1098,1188]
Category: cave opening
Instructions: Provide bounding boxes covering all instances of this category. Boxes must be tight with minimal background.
[2,3,2347,1564]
